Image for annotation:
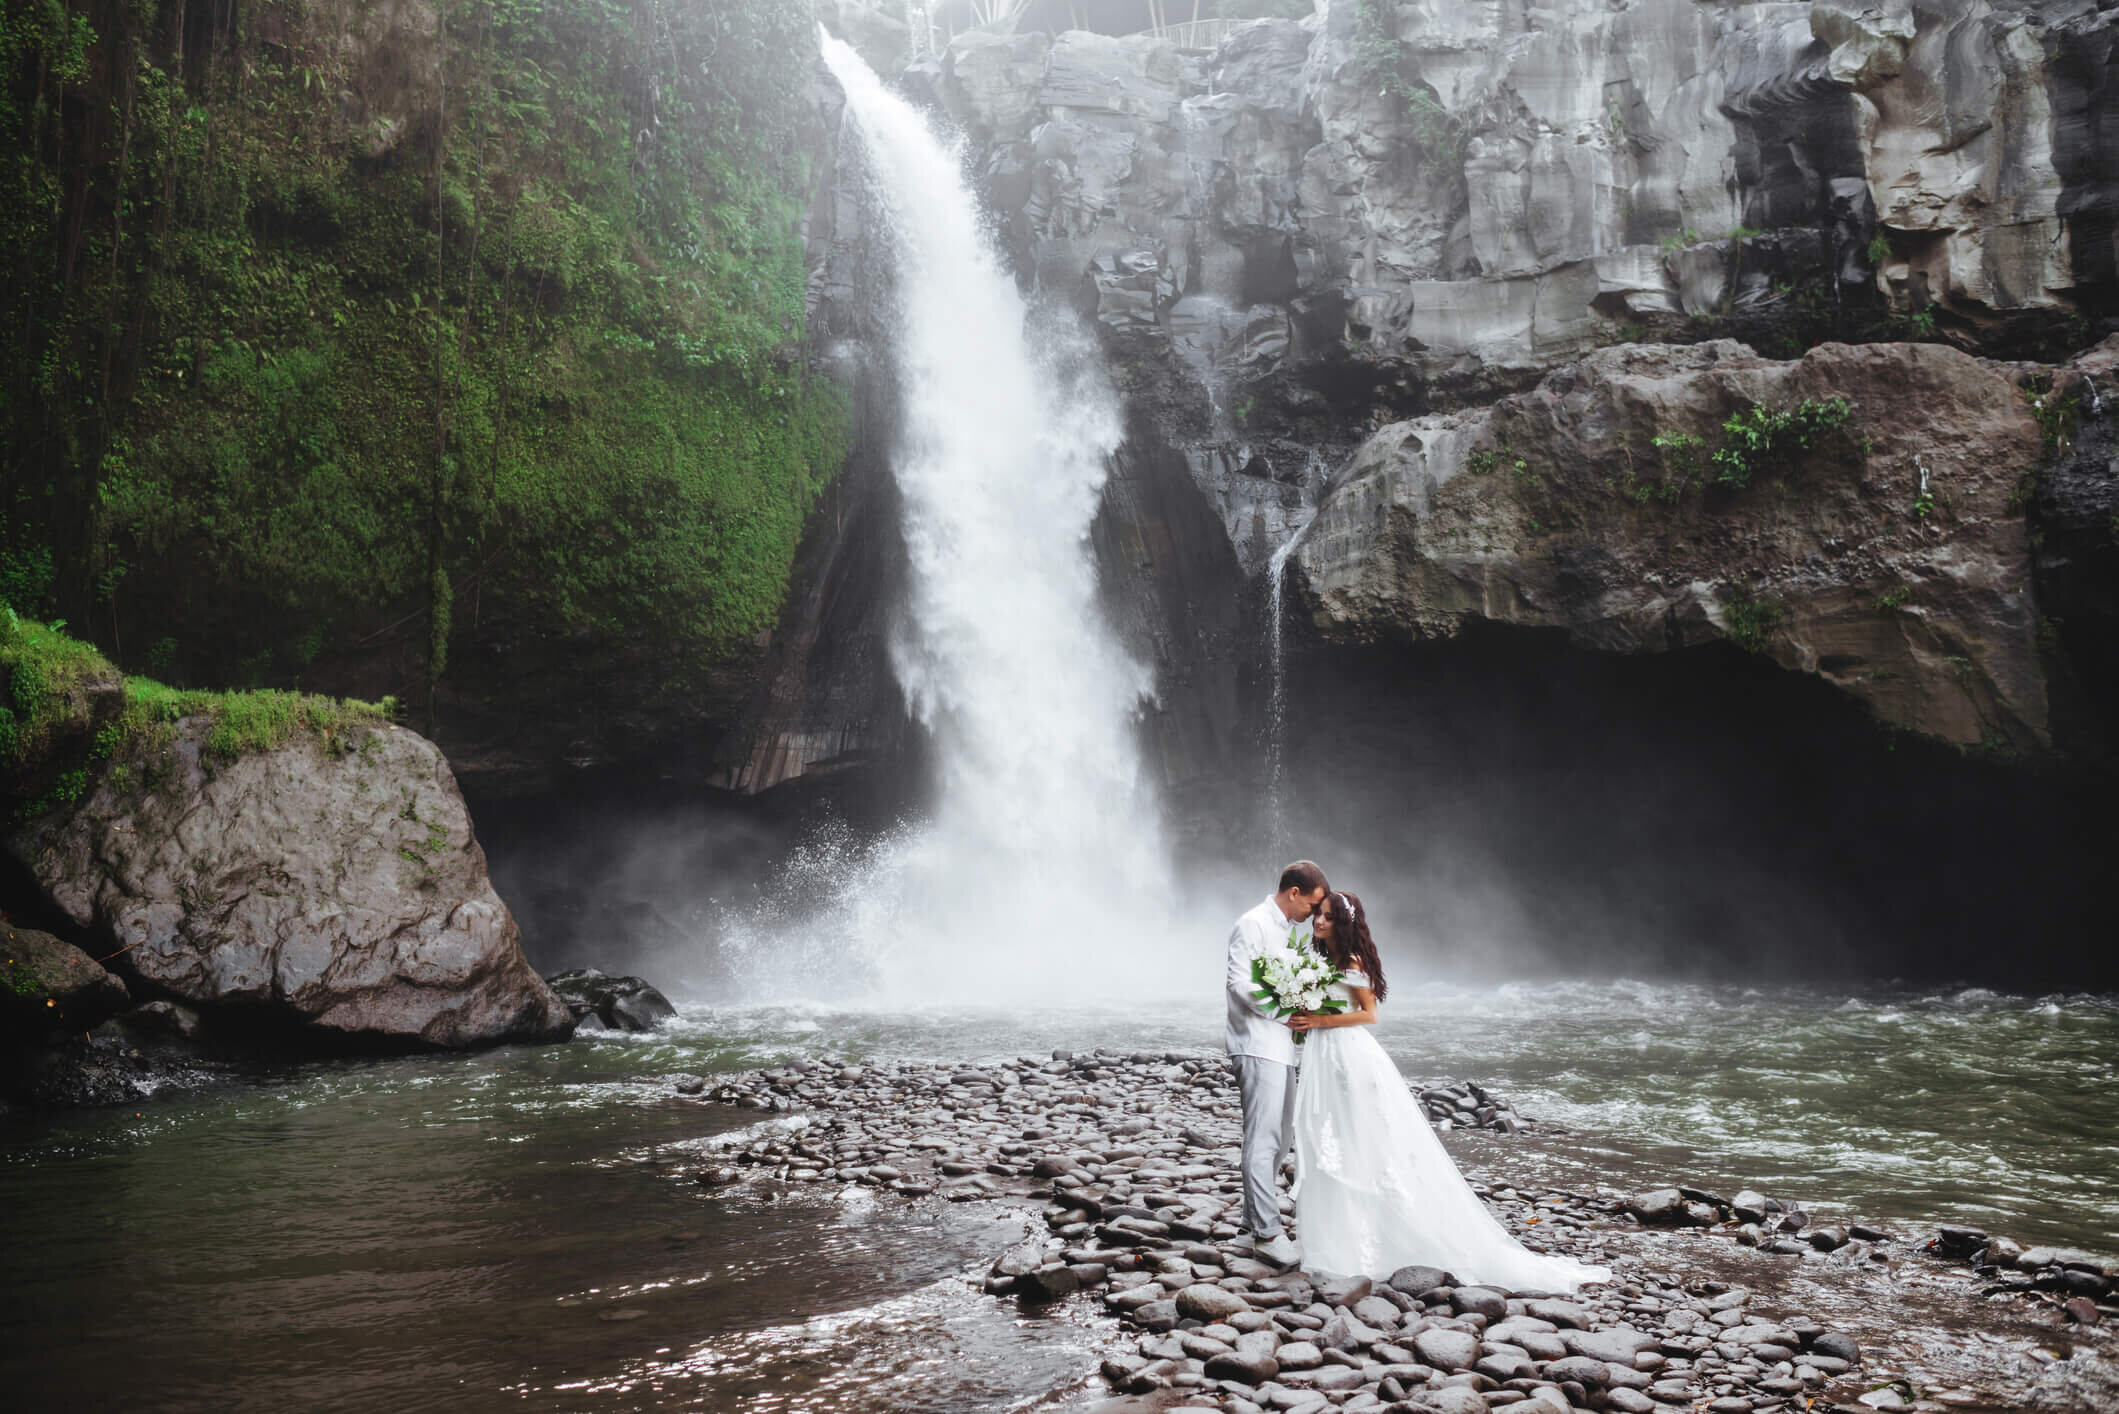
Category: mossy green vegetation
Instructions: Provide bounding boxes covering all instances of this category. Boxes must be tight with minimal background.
[1720,584,1785,654]
[1608,402,1851,511]
[2,0,846,712]
[1,609,389,820]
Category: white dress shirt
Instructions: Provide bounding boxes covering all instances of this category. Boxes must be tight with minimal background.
[1225,895,1308,1064]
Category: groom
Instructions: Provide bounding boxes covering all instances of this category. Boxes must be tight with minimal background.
[1224,859,1329,1268]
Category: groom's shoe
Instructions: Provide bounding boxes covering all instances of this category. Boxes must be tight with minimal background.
[1255,1233,1302,1268]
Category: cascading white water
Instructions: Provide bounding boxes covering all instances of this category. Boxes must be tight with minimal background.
[1262,529,1301,848]
[1261,451,1332,849]
[805,36,1179,1003]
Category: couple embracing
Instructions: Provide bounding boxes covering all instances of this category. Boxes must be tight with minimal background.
[1224,861,1608,1291]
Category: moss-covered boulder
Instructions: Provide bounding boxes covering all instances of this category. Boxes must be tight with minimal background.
[2,617,570,1049]
[1,924,130,1033]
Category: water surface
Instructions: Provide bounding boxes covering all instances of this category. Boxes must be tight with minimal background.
[5,983,2113,1412]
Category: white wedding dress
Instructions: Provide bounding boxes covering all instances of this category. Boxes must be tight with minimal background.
[1289,971,1610,1291]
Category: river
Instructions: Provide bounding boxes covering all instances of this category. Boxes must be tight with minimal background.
[4,983,2112,1412]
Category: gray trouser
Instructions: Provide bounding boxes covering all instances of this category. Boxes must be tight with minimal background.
[1233,1054,1297,1239]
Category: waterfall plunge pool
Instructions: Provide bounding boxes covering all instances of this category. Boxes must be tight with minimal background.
[5,985,2115,1411]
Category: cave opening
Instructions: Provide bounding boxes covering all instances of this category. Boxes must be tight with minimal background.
[471,618,2112,999]
[1250,623,2113,992]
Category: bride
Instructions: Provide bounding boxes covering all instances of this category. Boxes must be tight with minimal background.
[1286,891,1609,1291]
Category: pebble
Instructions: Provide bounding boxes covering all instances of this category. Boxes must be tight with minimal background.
[1412,1328,1479,1371]
[668,1045,2089,1414]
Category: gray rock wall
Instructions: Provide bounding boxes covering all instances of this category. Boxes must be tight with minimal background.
[742,1,2117,796]
[917,1,2106,399]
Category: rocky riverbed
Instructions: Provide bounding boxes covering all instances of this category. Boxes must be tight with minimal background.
[666,1047,2118,1414]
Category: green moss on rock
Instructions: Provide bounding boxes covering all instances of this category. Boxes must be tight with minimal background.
[2,0,846,719]
[2,610,390,819]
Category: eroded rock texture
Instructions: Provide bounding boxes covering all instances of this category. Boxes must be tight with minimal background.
[909,0,2110,422]
[8,722,572,1048]
[1293,338,2076,748]
[780,0,2119,779]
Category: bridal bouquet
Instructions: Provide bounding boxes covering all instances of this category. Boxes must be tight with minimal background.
[1249,928,1346,1045]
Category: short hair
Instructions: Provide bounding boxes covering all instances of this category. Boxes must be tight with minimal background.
[1278,860,1328,895]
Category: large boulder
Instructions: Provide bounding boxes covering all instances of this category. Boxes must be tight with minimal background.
[9,717,572,1048]
[1,924,130,1032]
[1292,339,2072,749]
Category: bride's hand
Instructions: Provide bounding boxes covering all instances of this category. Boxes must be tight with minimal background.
[1288,1013,1318,1032]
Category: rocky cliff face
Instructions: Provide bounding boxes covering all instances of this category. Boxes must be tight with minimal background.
[10,719,572,1048]
[764,0,2117,786]
[1294,337,2080,750]
[916,0,2110,409]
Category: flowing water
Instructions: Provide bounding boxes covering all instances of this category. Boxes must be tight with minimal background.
[6,985,2114,1412]
[799,36,1175,1004]
[1263,526,1303,846]
[11,34,2112,1414]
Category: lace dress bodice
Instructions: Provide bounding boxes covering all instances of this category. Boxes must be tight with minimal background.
[1327,969,1370,1006]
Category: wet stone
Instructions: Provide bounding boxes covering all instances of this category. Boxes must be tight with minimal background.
[1412,1327,1480,1371]
[1450,1285,1509,1320]
[1177,1283,1250,1321]
[1806,1331,1859,1364]
[1137,1300,1181,1331]
[1206,1348,1281,1385]
[1563,1328,1658,1363]
[1410,1387,1495,1414]
[1388,1265,1453,1296]
[1523,1300,1588,1329]
[1544,1356,1612,1388]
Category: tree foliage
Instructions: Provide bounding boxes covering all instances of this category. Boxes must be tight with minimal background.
[0,0,847,711]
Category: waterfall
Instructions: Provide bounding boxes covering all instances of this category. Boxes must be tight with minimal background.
[804,36,1176,1002]
[1261,453,1330,849]
[1262,530,1299,848]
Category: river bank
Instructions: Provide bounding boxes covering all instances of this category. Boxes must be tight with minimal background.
[4,988,2114,1412]
[674,1045,2116,1414]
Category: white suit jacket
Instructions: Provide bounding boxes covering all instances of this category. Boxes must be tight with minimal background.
[1225,895,1306,1065]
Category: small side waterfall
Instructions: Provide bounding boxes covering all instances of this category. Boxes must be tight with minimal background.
[803,36,1176,1001]
[1261,452,1331,850]
[1262,528,1302,846]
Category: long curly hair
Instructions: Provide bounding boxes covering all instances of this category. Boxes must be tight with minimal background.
[1316,890,1386,1001]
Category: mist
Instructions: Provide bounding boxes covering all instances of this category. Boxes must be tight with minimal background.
[474,621,2111,1008]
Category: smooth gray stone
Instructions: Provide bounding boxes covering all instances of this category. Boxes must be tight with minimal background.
[1177,1283,1250,1321]
[1544,1355,1613,1388]
[1412,1327,1479,1371]
[1523,1299,1588,1329]
[1275,1341,1324,1370]
[1449,1286,1508,1321]
[1562,1327,1659,1363]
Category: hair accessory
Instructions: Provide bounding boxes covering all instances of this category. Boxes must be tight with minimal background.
[1339,892,1357,920]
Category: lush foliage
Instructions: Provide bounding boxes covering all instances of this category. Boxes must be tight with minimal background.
[1710,398,1855,490]
[0,609,391,818]
[1,0,846,711]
